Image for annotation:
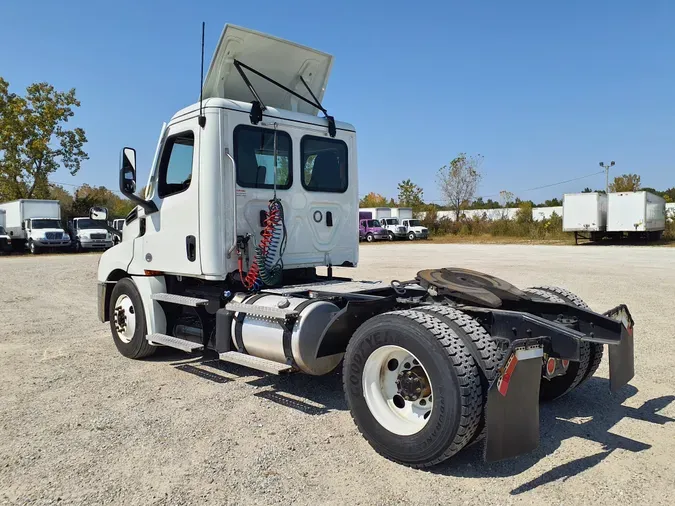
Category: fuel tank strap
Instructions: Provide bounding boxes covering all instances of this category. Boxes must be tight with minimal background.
[281,299,315,365]
[234,294,267,354]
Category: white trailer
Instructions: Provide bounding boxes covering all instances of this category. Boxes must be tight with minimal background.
[562,193,608,244]
[390,207,413,220]
[91,23,635,469]
[0,199,70,253]
[359,207,391,219]
[607,191,666,240]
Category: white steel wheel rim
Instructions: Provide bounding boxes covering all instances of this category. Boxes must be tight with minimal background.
[113,294,136,343]
[362,345,433,436]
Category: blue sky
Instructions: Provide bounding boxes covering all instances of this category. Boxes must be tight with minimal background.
[1,0,673,204]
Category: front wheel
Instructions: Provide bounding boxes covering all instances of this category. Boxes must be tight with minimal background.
[29,240,38,255]
[366,233,374,243]
[408,232,416,241]
[387,232,395,241]
[109,278,156,359]
[343,310,482,468]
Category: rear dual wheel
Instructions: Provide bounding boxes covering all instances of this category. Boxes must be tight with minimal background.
[523,286,603,401]
[343,309,483,468]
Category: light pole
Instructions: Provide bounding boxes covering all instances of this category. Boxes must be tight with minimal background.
[599,161,615,193]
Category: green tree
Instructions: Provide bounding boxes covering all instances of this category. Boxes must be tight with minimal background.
[360,192,394,208]
[609,173,641,192]
[0,77,88,200]
[48,183,74,210]
[396,179,424,210]
[65,184,134,222]
[437,153,483,221]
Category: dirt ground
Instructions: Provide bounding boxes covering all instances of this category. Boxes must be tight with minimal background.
[1,244,674,505]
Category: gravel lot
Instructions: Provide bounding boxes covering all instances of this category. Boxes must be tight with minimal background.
[1,244,674,505]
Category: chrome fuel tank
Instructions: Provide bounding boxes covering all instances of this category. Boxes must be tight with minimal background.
[231,294,343,375]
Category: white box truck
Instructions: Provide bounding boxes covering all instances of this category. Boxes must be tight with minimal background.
[562,193,607,244]
[0,199,70,253]
[607,191,666,240]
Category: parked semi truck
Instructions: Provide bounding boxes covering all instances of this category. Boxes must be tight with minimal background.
[607,191,666,240]
[68,216,114,252]
[0,199,70,254]
[93,24,635,468]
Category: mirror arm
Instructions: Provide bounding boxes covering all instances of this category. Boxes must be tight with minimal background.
[102,224,122,239]
[121,189,158,214]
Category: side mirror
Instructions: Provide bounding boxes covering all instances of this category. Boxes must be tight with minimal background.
[120,147,137,195]
[21,222,25,230]
[90,206,108,221]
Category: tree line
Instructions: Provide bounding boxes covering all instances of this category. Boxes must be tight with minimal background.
[362,153,674,221]
[2,77,673,225]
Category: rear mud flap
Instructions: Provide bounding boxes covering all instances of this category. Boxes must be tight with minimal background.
[484,346,543,462]
[604,305,635,392]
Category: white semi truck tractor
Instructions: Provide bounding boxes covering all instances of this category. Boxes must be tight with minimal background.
[95,24,636,467]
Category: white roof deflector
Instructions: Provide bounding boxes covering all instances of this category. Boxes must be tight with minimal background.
[202,25,334,117]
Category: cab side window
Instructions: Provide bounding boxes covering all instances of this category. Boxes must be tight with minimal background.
[158,131,195,198]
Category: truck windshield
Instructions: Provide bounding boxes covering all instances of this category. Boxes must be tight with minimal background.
[388,218,399,225]
[32,219,62,229]
[408,220,421,227]
[76,219,100,229]
[367,220,382,227]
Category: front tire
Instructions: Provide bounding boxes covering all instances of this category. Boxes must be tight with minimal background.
[29,240,38,255]
[387,232,395,241]
[343,310,482,468]
[109,278,156,359]
[408,232,416,241]
[366,233,374,243]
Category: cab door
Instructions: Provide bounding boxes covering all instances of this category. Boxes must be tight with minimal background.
[141,117,201,275]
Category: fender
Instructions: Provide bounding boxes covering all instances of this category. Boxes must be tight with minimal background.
[131,275,167,335]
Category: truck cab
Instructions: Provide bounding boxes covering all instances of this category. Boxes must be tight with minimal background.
[23,217,71,254]
[359,218,387,242]
[0,225,10,254]
[379,217,406,240]
[69,217,113,252]
[401,218,428,240]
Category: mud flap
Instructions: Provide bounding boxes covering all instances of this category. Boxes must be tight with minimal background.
[484,346,543,462]
[604,305,635,392]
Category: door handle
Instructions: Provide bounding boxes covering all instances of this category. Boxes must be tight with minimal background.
[186,235,196,262]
